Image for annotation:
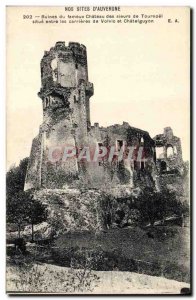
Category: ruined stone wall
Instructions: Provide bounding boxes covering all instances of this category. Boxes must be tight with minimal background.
[76,122,157,190]
[58,55,87,88]
[41,123,78,189]
[40,42,88,89]
[24,134,42,191]
[154,127,183,174]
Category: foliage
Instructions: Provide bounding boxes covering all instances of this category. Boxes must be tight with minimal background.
[7,190,47,240]
[63,250,100,292]
[8,254,57,293]
[24,194,47,224]
[14,262,50,292]
[7,191,30,237]
[26,195,48,241]
[99,186,189,228]
[135,187,189,226]
[6,157,30,237]
[33,189,104,234]
[6,158,29,196]
[7,249,100,293]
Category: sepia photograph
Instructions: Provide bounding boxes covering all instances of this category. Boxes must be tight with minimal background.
[6,6,191,295]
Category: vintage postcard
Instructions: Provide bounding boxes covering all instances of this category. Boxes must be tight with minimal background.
[6,6,191,294]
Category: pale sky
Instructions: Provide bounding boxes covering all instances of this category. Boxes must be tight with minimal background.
[7,6,190,169]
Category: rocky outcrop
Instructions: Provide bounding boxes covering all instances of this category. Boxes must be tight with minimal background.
[33,188,105,237]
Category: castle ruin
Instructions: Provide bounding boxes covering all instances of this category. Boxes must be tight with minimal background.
[24,42,183,192]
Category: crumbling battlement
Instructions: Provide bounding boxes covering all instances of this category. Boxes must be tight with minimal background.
[153,127,183,174]
[44,41,87,59]
[90,121,155,152]
[40,41,89,91]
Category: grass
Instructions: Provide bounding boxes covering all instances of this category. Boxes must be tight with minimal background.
[52,226,190,282]
[7,262,190,294]
[6,225,190,284]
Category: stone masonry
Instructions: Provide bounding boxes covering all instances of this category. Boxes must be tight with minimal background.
[24,42,183,192]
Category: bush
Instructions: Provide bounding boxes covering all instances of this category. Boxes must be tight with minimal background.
[135,187,189,226]
[51,243,138,272]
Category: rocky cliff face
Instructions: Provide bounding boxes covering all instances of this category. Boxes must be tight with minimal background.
[33,188,105,237]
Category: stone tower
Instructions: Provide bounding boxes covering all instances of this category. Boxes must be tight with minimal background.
[24,42,94,190]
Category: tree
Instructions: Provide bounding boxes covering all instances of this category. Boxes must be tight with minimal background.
[135,187,188,227]
[7,190,47,241]
[135,187,158,226]
[7,191,29,238]
[7,158,48,241]
[7,157,29,237]
[6,157,29,197]
[25,196,48,242]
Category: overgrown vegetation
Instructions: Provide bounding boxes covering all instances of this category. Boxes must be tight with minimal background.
[100,186,189,229]
[51,225,190,283]
[7,249,100,293]
[6,158,190,292]
[7,158,48,241]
